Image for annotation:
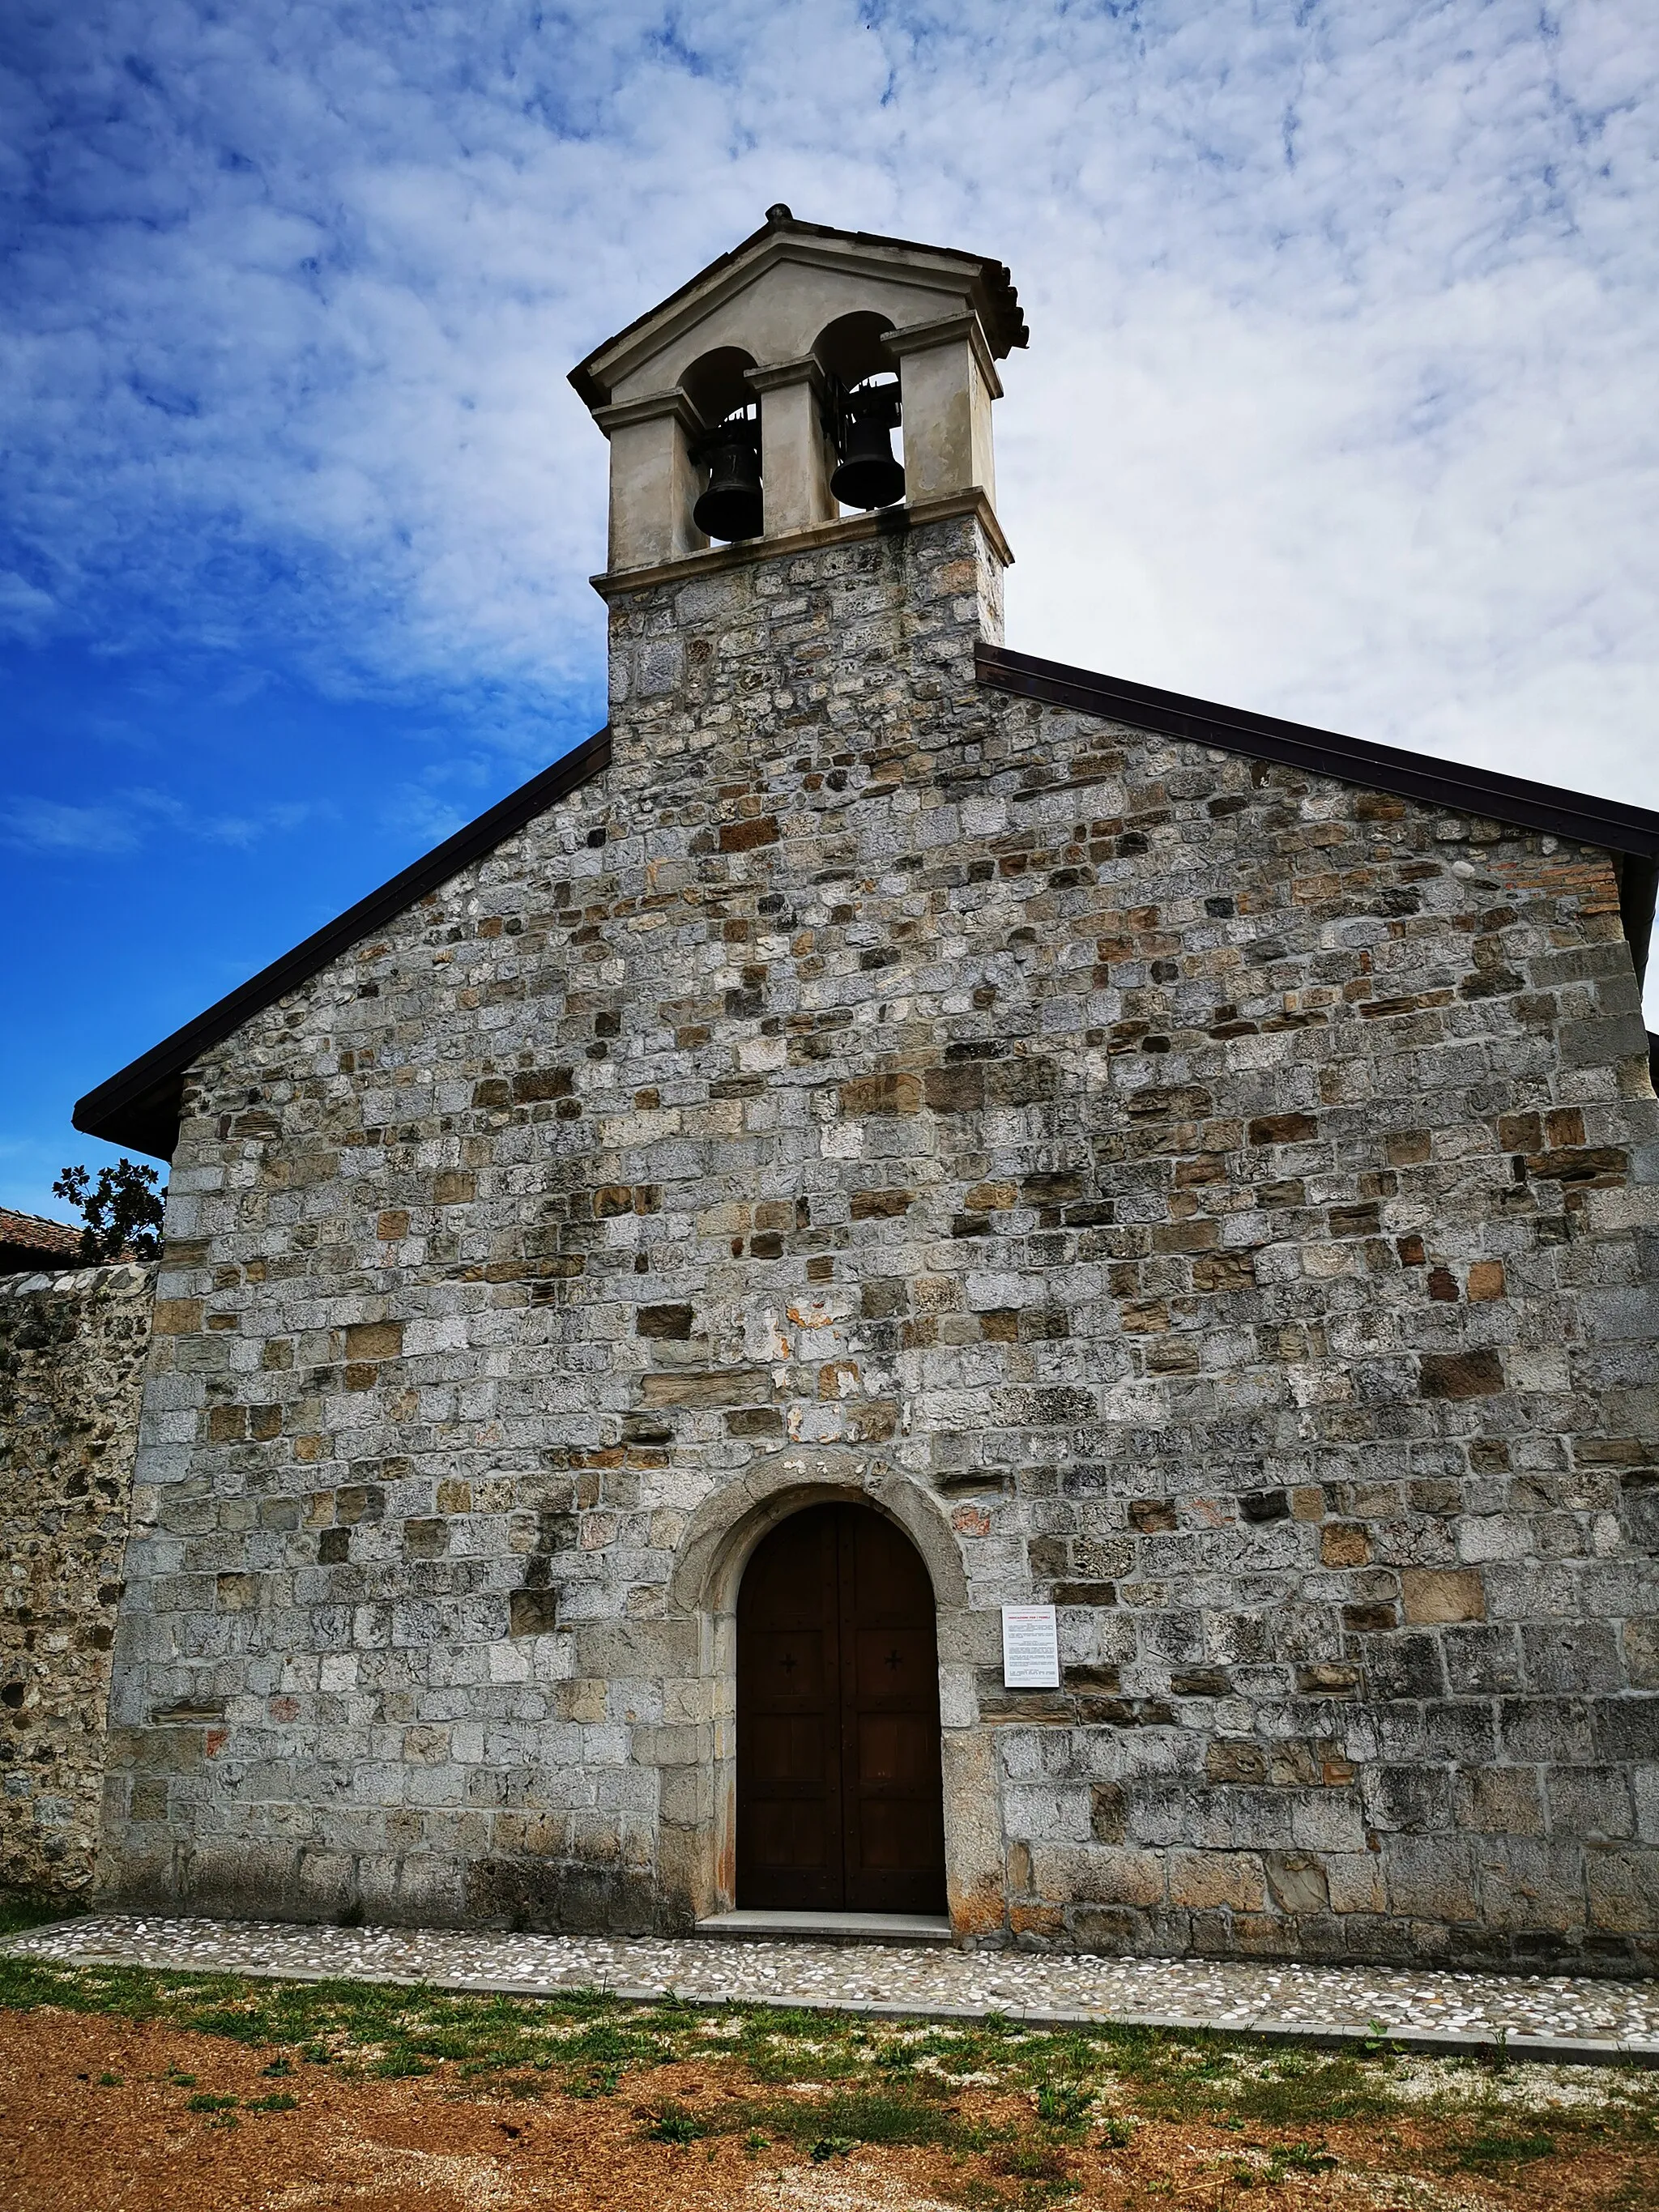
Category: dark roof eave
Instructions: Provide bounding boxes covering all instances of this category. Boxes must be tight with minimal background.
[73,728,612,1162]
[975,642,1659,984]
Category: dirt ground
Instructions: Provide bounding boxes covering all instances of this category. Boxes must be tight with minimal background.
[1,2005,1653,2212]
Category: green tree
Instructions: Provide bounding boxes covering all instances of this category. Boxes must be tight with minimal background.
[52,1158,167,1264]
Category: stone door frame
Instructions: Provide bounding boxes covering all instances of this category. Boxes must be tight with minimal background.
[666,1450,1001,1934]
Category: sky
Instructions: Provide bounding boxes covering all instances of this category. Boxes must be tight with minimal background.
[4,1,1658,1221]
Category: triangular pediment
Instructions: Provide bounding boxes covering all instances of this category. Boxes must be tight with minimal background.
[569,207,1025,412]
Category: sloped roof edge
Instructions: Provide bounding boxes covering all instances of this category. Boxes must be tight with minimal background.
[73,728,612,1163]
[975,641,1659,990]
[73,642,1659,1170]
[569,207,1026,410]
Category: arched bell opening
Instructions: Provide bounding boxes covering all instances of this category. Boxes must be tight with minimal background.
[812,311,897,390]
[812,313,905,517]
[681,346,762,543]
[735,1500,946,1914]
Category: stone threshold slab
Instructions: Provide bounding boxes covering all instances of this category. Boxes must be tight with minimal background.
[693,1910,953,1946]
[6,1913,1656,2069]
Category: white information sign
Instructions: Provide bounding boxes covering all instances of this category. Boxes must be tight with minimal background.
[1001,1604,1060,1690]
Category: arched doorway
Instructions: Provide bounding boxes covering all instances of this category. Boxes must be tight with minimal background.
[736,1502,946,1913]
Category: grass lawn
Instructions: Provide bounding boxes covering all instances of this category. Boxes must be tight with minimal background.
[0,1907,1654,2210]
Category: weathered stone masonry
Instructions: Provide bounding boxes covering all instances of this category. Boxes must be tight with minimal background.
[0,1263,153,1893]
[93,500,1659,1970]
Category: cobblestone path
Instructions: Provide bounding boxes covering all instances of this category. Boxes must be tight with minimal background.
[7,1913,1657,2061]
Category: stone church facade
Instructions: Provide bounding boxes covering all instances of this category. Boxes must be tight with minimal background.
[65,211,1659,1971]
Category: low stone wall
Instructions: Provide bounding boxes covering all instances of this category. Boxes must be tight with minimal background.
[0,1262,154,1894]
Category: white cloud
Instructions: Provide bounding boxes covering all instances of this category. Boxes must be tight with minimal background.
[0,785,331,855]
[0,798,142,856]
[0,569,58,637]
[3,1,1658,999]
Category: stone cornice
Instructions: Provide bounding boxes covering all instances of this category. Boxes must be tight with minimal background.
[743,355,828,399]
[590,487,1013,600]
[591,389,705,438]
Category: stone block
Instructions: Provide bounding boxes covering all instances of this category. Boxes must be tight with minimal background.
[1363,1631,1445,1700]
[1546,1767,1633,1842]
[151,1300,203,1336]
[1443,1626,1524,1696]
[1090,1782,1128,1843]
[1474,1835,1587,1933]
[1290,1792,1367,1854]
[128,1778,168,1823]
[1264,1852,1329,1915]
[1382,1833,1478,1921]
[1418,1352,1503,1400]
[344,1321,403,1362]
[840,1072,922,1117]
[1584,1847,1659,1935]
[1456,1766,1544,1837]
[1248,1115,1319,1146]
[1066,1904,1151,1951]
[640,1369,770,1407]
[1168,1849,1265,1912]
[637,1304,693,1340]
[1324,1852,1387,1916]
[1363,1764,1454,1834]
[1401,1569,1485,1624]
[1592,1697,1659,1766]
[1522,1622,1624,1694]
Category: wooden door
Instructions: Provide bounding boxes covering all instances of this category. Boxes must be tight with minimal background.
[736,1503,945,1913]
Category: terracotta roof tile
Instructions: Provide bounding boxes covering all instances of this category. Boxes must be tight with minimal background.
[0,1208,83,1268]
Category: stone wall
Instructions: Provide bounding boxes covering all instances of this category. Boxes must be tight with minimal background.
[99,507,1659,1970]
[0,1263,154,1894]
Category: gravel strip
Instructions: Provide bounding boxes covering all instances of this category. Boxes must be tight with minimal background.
[7,1912,1657,2062]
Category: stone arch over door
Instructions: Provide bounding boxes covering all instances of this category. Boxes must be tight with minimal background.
[663,1450,1003,1933]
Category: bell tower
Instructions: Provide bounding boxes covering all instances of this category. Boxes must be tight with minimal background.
[569,207,1026,580]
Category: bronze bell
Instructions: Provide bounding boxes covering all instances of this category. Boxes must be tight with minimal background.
[830,378,905,510]
[693,416,763,542]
